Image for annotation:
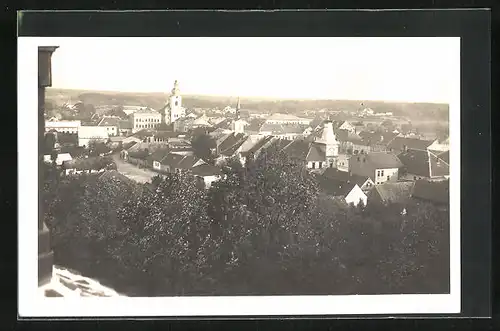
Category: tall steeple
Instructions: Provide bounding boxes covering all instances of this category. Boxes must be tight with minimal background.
[235,96,241,120]
[171,79,180,96]
[322,121,339,168]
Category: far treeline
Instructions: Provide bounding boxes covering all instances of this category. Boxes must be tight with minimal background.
[46,88,449,121]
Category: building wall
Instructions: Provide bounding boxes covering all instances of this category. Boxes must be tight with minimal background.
[336,154,349,172]
[266,119,310,125]
[131,112,162,133]
[374,167,399,185]
[78,126,109,147]
[45,120,81,134]
[103,126,118,136]
[345,185,367,206]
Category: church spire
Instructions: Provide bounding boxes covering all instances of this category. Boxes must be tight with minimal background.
[235,96,241,120]
[171,80,180,96]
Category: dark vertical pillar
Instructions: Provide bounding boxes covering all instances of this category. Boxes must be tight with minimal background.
[38,46,58,287]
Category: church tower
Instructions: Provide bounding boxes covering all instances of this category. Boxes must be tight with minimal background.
[321,121,339,168]
[164,80,185,125]
[232,96,246,134]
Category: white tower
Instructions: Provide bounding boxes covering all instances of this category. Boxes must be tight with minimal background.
[321,121,339,168]
[164,80,185,125]
[232,97,246,134]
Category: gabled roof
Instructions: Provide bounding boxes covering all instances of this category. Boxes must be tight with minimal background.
[109,136,126,142]
[372,181,415,203]
[387,137,434,151]
[243,136,275,156]
[217,133,240,152]
[123,141,138,150]
[412,179,449,204]
[316,175,358,197]
[177,155,200,169]
[282,139,310,161]
[320,168,371,188]
[220,136,247,157]
[149,148,171,162]
[98,117,120,127]
[160,153,185,167]
[437,150,450,164]
[306,143,326,162]
[191,164,222,177]
[398,149,449,178]
[358,152,403,169]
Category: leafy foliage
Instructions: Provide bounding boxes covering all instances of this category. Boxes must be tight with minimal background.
[191,133,216,164]
[43,146,450,296]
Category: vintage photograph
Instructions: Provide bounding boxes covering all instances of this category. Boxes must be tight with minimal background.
[21,37,460,316]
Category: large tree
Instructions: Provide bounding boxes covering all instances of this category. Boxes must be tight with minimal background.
[191,133,216,164]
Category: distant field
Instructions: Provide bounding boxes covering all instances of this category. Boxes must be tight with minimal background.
[46,88,449,122]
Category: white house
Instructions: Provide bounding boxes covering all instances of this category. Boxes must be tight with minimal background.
[78,126,109,147]
[349,152,403,185]
[45,120,81,134]
[43,153,73,166]
[345,184,368,206]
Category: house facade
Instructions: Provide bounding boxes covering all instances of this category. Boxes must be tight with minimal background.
[349,152,403,185]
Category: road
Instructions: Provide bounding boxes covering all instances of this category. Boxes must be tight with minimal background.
[112,154,158,184]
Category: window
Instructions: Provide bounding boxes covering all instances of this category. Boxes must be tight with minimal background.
[377,170,380,177]
[413,176,417,180]
[381,170,384,176]
[319,161,323,168]
[387,175,390,181]
[330,162,334,168]
[175,101,179,106]
[311,162,316,169]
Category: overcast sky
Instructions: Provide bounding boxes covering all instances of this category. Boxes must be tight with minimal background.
[48,37,459,103]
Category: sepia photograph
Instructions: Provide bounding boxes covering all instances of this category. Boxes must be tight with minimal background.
[19,36,461,317]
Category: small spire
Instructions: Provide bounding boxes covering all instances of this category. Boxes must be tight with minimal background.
[235,97,241,120]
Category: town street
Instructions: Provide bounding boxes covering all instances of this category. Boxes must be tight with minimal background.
[112,154,157,183]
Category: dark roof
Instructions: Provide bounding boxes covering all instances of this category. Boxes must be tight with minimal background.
[177,155,200,169]
[398,149,449,178]
[133,129,155,138]
[429,150,450,177]
[149,148,171,162]
[282,139,310,161]
[359,131,398,145]
[316,175,357,197]
[220,137,247,157]
[155,131,182,139]
[128,150,150,159]
[412,179,449,204]
[123,141,138,150]
[309,116,327,129]
[387,137,434,151]
[160,153,185,167]
[321,168,371,187]
[191,164,222,177]
[118,120,133,129]
[98,117,120,127]
[437,150,450,164]
[217,133,240,152]
[214,118,233,130]
[306,143,326,162]
[241,136,274,157]
[359,152,403,169]
[372,181,415,203]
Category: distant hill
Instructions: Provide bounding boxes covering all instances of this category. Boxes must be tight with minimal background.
[46,88,449,121]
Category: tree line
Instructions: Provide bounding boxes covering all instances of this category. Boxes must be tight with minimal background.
[42,143,450,296]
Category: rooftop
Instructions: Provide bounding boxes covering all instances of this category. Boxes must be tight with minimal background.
[412,179,449,204]
[372,181,415,203]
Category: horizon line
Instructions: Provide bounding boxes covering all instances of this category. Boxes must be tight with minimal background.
[47,87,450,105]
